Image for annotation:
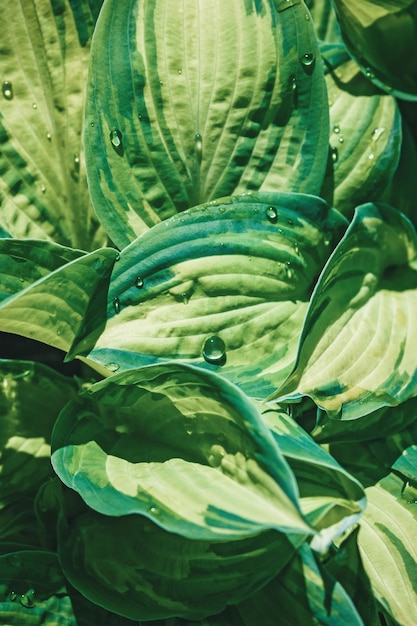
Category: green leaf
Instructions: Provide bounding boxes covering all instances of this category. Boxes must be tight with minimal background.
[306,0,343,43]
[332,0,417,101]
[79,192,346,397]
[321,45,402,219]
[51,362,313,540]
[358,473,417,625]
[324,528,379,626]
[0,239,83,303]
[236,542,364,625]
[85,0,330,247]
[0,549,76,625]
[0,246,118,353]
[57,500,296,621]
[0,359,77,546]
[0,0,105,250]
[392,444,417,483]
[260,407,366,551]
[271,203,417,419]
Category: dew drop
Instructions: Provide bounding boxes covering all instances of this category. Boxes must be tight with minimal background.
[195,133,203,163]
[112,297,121,314]
[74,154,80,171]
[368,152,375,160]
[41,184,46,193]
[285,261,293,279]
[135,276,144,289]
[149,505,160,515]
[338,135,344,143]
[301,53,315,68]
[290,75,297,91]
[184,420,194,435]
[110,129,123,148]
[90,121,95,127]
[105,362,120,372]
[305,12,310,20]
[178,69,182,74]
[287,217,294,226]
[330,146,338,163]
[9,591,17,602]
[294,242,299,254]
[2,80,13,100]
[365,67,375,79]
[202,335,226,365]
[46,132,52,141]
[372,127,385,142]
[20,589,35,608]
[333,123,340,134]
[266,206,278,223]
[32,102,37,109]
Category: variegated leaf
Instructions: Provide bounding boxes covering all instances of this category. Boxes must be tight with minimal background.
[85,0,329,247]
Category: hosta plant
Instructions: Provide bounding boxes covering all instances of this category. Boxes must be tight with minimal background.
[1,0,417,624]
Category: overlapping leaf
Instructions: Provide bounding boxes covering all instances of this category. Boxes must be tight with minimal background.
[0,0,105,249]
[85,0,330,247]
[272,203,417,419]
[0,246,118,353]
[359,473,417,625]
[0,549,76,625]
[51,362,313,541]
[321,45,402,218]
[333,0,417,101]
[260,407,366,550]
[76,192,346,397]
[57,502,296,621]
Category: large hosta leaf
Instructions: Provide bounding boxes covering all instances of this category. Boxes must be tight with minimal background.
[0,246,118,353]
[0,549,76,625]
[332,0,417,101]
[271,203,417,419]
[51,362,313,541]
[85,0,329,247]
[0,0,105,250]
[321,45,402,218]
[57,499,296,621]
[359,473,417,625]
[76,192,346,397]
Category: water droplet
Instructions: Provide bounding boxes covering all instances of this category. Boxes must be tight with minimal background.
[338,135,344,143]
[285,261,293,279]
[149,505,160,515]
[305,12,310,20]
[105,362,120,372]
[74,154,80,171]
[202,335,226,365]
[184,420,194,435]
[46,132,52,141]
[372,127,385,142]
[178,69,182,74]
[294,242,299,254]
[365,67,375,79]
[110,129,123,148]
[333,124,340,134]
[368,152,375,160]
[112,297,121,314]
[41,184,46,193]
[290,75,297,91]
[90,121,95,127]
[301,53,315,68]
[330,146,338,163]
[266,206,278,223]
[20,589,35,608]
[287,217,294,226]
[135,276,144,289]
[9,591,17,601]
[159,80,163,86]
[195,133,203,163]
[2,81,13,100]
[32,103,37,109]
[115,252,121,261]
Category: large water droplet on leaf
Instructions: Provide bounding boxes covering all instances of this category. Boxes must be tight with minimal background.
[135,276,144,289]
[202,336,226,365]
[266,206,278,223]
[301,53,315,71]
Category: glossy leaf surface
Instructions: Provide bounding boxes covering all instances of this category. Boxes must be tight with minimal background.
[85,0,330,247]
